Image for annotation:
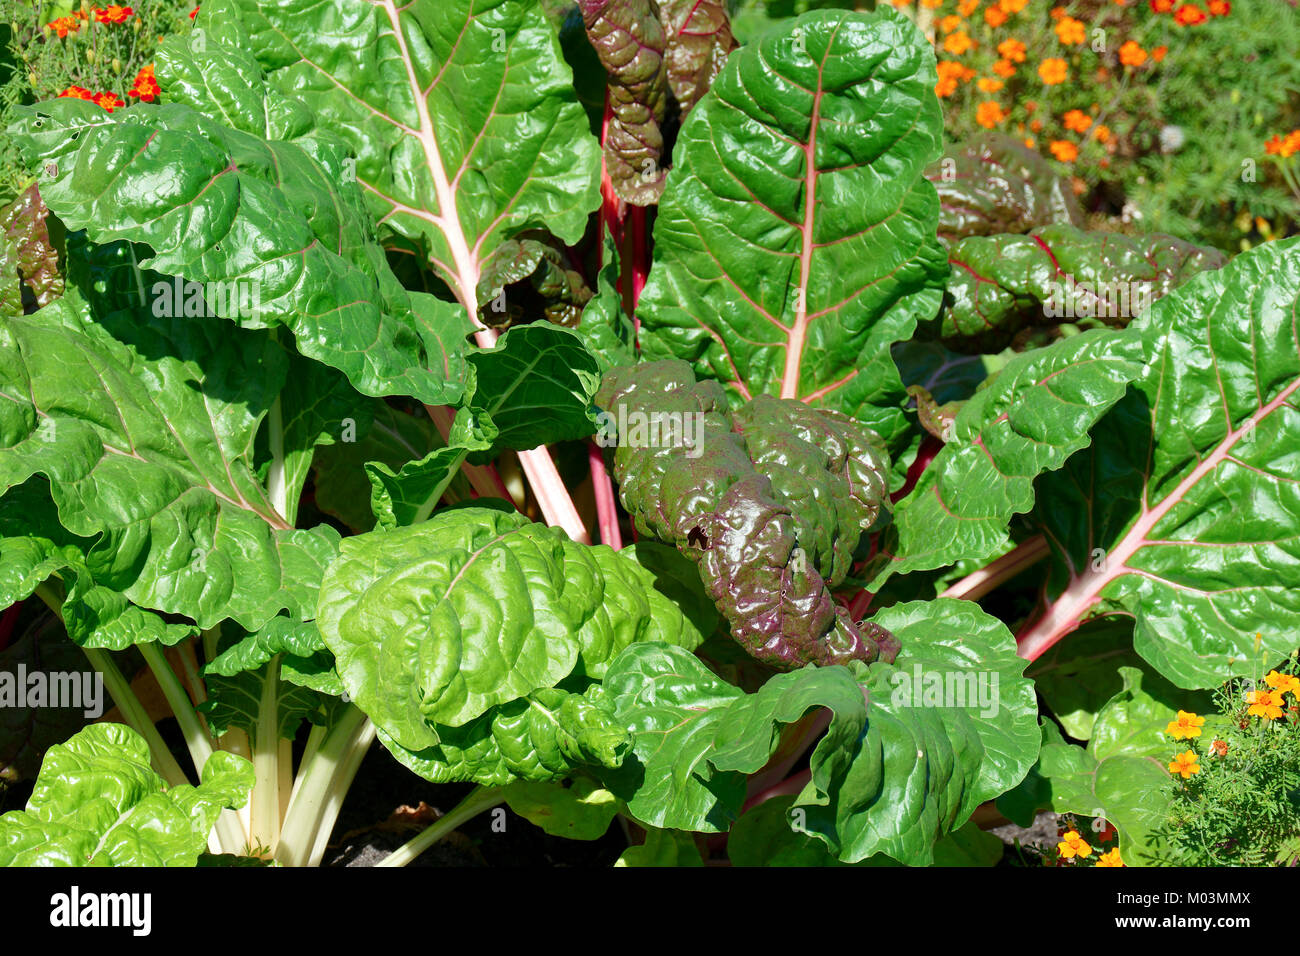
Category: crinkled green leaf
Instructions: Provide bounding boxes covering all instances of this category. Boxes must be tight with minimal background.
[574,241,637,374]
[873,330,1144,588]
[935,224,1225,353]
[12,29,473,406]
[378,687,630,786]
[637,7,948,454]
[0,296,339,631]
[599,641,868,833]
[316,505,707,751]
[795,599,1039,865]
[503,777,619,840]
[1024,237,1300,689]
[226,0,601,319]
[597,360,896,669]
[0,723,253,866]
[925,132,1082,244]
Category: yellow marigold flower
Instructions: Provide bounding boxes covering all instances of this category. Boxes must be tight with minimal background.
[998,38,1027,62]
[1169,750,1201,778]
[976,100,1007,128]
[1096,847,1125,867]
[1265,670,1300,696]
[1119,40,1147,66]
[1057,830,1092,859]
[1165,709,1205,739]
[1056,15,1086,44]
[1063,109,1092,133]
[978,76,1004,92]
[1038,58,1068,84]
[944,30,976,55]
[1246,688,1285,720]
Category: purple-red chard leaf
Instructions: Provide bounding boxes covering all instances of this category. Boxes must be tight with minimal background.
[925,131,1083,244]
[936,223,1226,353]
[636,7,948,455]
[1021,237,1300,689]
[580,0,669,205]
[595,360,898,670]
[0,184,62,316]
[659,0,736,114]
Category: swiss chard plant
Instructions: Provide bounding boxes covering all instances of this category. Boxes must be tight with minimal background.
[0,0,1296,868]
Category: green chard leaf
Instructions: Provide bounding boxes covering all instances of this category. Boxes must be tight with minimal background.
[503,777,619,840]
[0,723,253,866]
[874,329,1145,587]
[11,29,474,406]
[316,505,708,783]
[0,293,339,632]
[225,0,601,321]
[1021,237,1300,689]
[636,7,948,455]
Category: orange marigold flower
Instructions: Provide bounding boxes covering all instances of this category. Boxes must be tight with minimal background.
[47,15,80,37]
[1168,750,1201,778]
[976,100,1007,128]
[1265,670,1300,696]
[944,30,975,55]
[985,6,1007,25]
[1023,137,1036,148]
[93,5,134,25]
[1096,848,1125,867]
[1165,709,1205,739]
[93,91,125,112]
[1119,40,1147,65]
[1056,16,1086,44]
[993,58,1016,77]
[1210,739,1229,757]
[1246,688,1285,719]
[1038,58,1069,84]
[1030,118,1044,132]
[1050,5,1067,18]
[1024,100,1038,113]
[1150,0,1174,10]
[922,0,943,8]
[978,76,1004,92]
[1063,109,1092,133]
[1151,44,1169,61]
[1049,139,1077,161]
[1000,0,1028,11]
[1095,123,1112,143]
[1057,830,1092,859]
[997,38,1027,62]
[1174,4,1207,23]
[128,64,160,102]
[940,14,963,33]
[936,77,958,97]
[936,61,968,81]
[58,85,94,100]
[957,0,979,15]
[1207,0,1230,13]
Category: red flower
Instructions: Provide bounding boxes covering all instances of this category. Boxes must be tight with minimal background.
[93,5,134,25]
[128,64,160,102]
[1173,4,1208,23]
[47,15,81,38]
[59,85,94,100]
[93,91,125,112]
[189,5,200,18]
